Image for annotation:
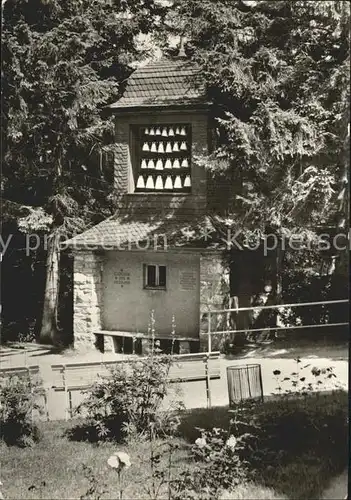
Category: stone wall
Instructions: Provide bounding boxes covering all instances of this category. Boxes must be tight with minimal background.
[73,251,104,350]
[72,248,231,353]
[199,252,230,351]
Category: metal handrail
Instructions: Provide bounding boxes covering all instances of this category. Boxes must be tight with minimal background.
[205,299,348,315]
[205,299,349,353]
[210,322,349,336]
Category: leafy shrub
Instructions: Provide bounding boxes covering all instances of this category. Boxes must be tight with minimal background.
[249,390,348,498]
[79,464,108,500]
[0,374,41,446]
[1,319,36,344]
[175,390,348,499]
[193,428,249,488]
[172,416,258,499]
[253,390,348,469]
[272,358,346,395]
[131,439,180,500]
[280,250,349,335]
[75,351,184,441]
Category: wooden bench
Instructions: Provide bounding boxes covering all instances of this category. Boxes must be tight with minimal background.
[94,330,200,354]
[51,352,221,418]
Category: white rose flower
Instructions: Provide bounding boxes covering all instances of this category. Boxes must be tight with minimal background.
[107,451,131,471]
[226,435,237,450]
[195,437,207,449]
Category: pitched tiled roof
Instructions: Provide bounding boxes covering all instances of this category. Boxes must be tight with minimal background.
[109,58,207,110]
[64,213,217,250]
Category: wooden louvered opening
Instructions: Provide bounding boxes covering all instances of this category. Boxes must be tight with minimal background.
[131,124,192,193]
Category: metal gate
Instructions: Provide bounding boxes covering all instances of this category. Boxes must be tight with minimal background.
[227,363,263,406]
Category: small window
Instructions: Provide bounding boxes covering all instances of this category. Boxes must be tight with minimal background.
[132,124,192,193]
[144,264,166,289]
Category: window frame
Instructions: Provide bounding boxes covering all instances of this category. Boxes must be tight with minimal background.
[143,264,167,290]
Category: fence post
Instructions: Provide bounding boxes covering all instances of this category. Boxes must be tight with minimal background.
[27,366,35,425]
[62,365,68,421]
[205,354,212,408]
[43,387,50,422]
[208,311,212,353]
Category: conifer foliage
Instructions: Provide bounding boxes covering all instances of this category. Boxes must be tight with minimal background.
[1,0,349,344]
[173,0,349,237]
[2,0,167,343]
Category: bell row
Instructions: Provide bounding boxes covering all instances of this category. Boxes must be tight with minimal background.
[141,158,189,169]
[142,142,188,153]
[143,126,188,137]
[137,175,191,190]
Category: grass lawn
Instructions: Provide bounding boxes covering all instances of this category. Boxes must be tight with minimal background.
[179,391,348,499]
[1,421,192,500]
[0,391,348,500]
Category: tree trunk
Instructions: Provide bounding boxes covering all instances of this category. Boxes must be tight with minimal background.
[273,240,284,328]
[329,92,349,333]
[39,231,60,344]
[334,132,349,277]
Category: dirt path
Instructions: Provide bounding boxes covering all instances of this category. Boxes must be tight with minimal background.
[1,340,348,368]
[321,469,348,499]
[0,341,348,419]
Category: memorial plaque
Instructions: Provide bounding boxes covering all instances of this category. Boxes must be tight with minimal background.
[179,270,197,291]
[114,269,131,286]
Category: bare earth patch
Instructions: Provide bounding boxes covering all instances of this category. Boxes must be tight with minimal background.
[321,469,348,500]
[219,483,288,499]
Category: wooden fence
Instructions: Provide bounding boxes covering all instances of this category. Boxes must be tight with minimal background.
[0,364,50,421]
[51,351,221,419]
[0,352,221,421]
[0,299,348,420]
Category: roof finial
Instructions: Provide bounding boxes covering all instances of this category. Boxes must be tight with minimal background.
[178,35,186,58]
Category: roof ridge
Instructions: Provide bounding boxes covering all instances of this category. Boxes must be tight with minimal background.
[130,57,197,72]
[108,56,204,110]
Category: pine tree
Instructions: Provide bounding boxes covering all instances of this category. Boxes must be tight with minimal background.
[172,0,349,237]
[2,0,167,344]
[167,0,349,331]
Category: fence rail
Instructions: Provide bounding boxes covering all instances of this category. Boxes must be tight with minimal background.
[0,352,221,420]
[207,298,349,315]
[51,351,221,418]
[0,299,348,419]
[206,299,349,352]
